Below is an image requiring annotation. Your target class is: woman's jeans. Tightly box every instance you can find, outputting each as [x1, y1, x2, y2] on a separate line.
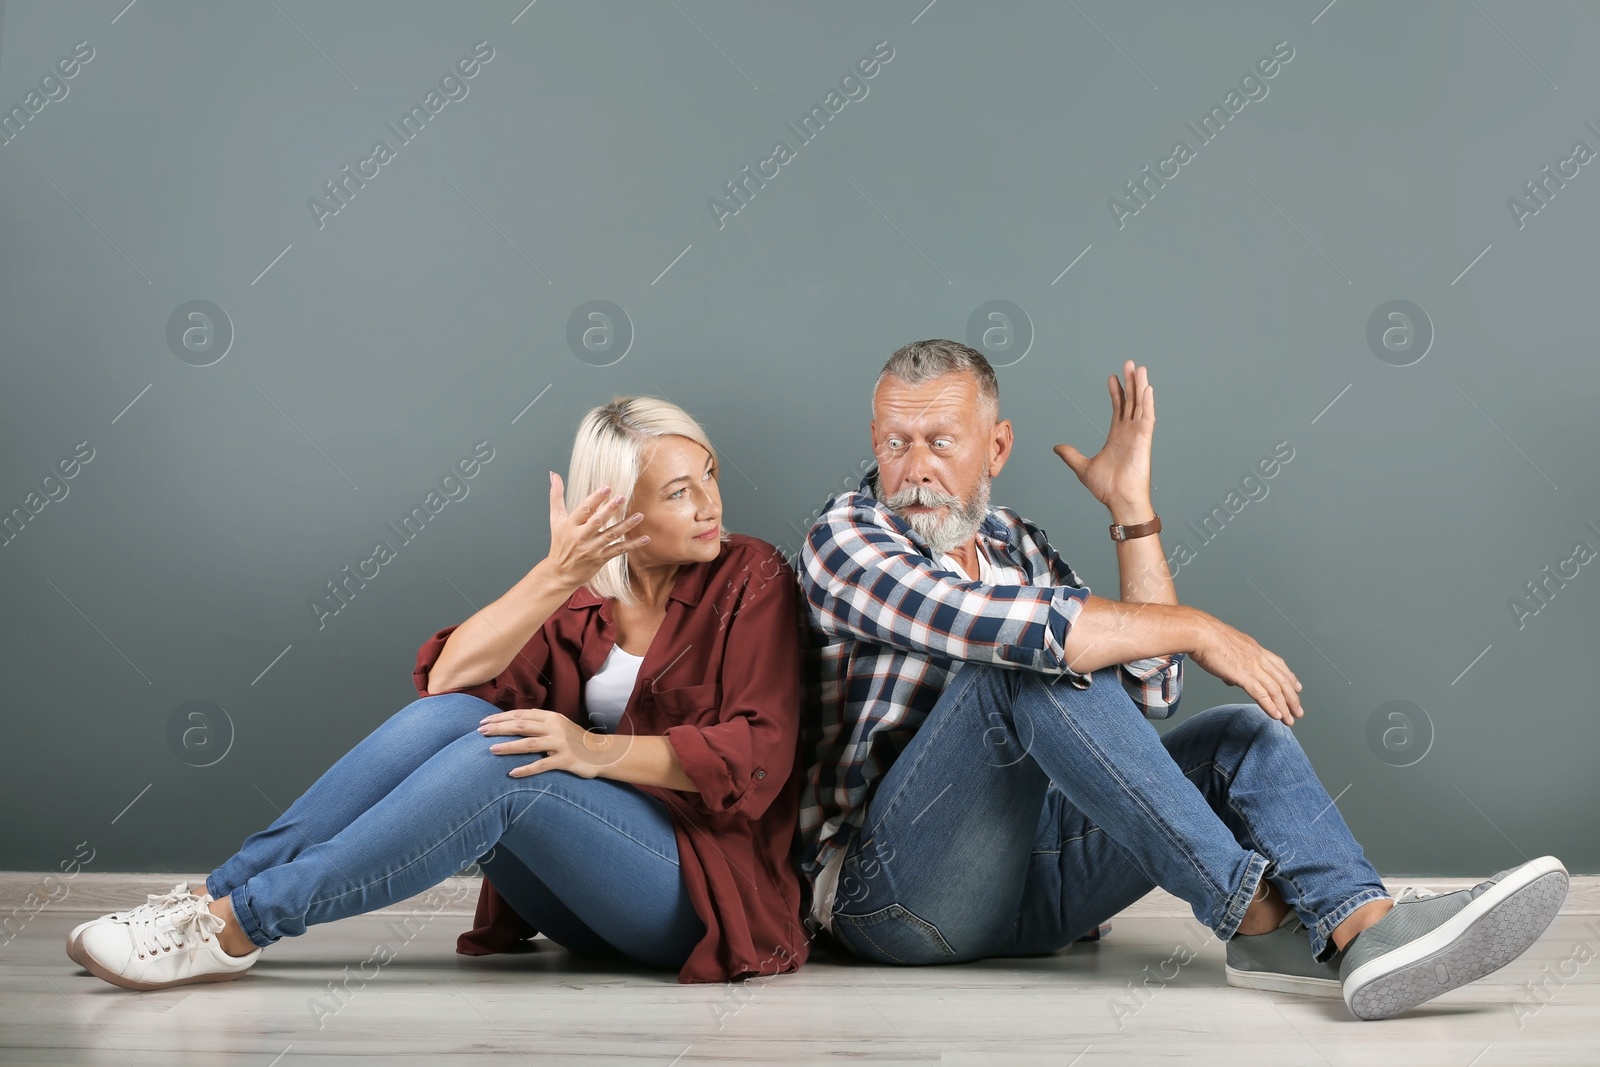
[205, 694, 706, 967]
[827, 662, 1390, 966]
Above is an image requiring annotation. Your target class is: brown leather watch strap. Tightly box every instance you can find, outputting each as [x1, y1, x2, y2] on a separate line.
[1109, 514, 1162, 542]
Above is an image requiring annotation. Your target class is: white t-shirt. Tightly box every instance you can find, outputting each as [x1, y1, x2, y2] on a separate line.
[809, 541, 1001, 932]
[584, 643, 645, 732]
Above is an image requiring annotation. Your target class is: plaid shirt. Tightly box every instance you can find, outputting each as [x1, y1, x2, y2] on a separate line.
[795, 465, 1185, 895]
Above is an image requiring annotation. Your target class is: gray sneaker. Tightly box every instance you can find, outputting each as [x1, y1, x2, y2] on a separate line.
[1339, 855, 1568, 1021]
[1225, 910, 1343, 997]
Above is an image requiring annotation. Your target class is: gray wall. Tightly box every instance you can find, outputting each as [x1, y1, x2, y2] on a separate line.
[1, 0, 1594, 878]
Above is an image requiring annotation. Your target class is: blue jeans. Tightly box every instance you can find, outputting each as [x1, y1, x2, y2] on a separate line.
[205, 693, 706, 967]
[827, 662, 1389, 965]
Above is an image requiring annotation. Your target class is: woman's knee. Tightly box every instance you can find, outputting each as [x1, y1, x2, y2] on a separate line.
[387, 692, 499, 744]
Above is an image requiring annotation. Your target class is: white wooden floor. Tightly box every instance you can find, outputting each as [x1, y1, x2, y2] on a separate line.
[2, 874, 1596, 1066]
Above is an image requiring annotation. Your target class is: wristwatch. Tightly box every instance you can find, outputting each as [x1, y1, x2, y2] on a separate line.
[1109, 514, 1162, 542]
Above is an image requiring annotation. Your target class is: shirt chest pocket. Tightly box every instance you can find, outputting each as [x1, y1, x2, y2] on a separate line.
[644, 681, 722, 721]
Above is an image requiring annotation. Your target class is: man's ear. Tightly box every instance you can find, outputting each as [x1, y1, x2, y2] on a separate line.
[988, 418, 1014, 477]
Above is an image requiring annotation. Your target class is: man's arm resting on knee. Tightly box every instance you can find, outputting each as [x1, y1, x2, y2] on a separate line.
[1065, 593, 1308, 722]
[1060, 595, 1210, 675]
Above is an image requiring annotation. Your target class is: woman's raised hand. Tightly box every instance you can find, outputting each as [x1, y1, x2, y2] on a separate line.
[543, 471, 649, 588]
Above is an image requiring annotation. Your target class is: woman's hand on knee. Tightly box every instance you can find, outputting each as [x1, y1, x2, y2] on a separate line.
[478, 708, 619, 778]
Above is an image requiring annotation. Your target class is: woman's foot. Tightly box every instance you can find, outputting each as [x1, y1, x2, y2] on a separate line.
[67, 881, 199, 967]
[206, 893, 260, 958]
[77, 891, 261, 991]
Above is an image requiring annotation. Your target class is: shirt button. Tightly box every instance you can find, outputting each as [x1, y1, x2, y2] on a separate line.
[754, 769, 766, 780]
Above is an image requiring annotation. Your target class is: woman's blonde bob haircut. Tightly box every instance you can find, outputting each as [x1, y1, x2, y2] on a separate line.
[565, 395, 730, 605]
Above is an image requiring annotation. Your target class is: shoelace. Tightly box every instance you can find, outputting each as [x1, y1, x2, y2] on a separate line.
[107, 881, 197, 925]
[128, 895, 226, 961]
[1394, 885, 1439, 905]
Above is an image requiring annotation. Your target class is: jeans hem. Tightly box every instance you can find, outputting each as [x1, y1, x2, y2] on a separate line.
[1215, 851, 1270, 941]
[1311, 886, 1391, 962]
[229, 886, 275, 949]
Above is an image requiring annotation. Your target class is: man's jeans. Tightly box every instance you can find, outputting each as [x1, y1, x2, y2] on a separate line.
[205, 693, 705, 967]
[828, 662, 1389, 965]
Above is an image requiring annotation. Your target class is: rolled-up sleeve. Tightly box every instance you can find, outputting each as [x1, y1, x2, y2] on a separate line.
[801, 505, 1091, 677]
[1030, 517, 1184, 721]
[665, 548, 802, 820]
[413, 623, 547, 713]
[1120, 653, 1185, 719]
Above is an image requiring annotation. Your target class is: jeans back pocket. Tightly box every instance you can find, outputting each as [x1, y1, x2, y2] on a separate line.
[830, 902, 955, 965]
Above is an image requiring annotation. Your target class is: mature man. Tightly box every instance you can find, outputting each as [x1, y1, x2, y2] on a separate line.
[795, 339, 1567, 1020]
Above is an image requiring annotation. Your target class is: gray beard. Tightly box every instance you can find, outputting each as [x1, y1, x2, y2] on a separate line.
[876, 471, 991, 558]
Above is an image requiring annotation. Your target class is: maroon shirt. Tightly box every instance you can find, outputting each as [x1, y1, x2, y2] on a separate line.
[411, 533, 808, 984]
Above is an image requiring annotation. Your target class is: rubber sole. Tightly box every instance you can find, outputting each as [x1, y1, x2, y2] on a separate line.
[1343, 858, 1569, 1021]
[78, 936, 258, 991]
[66, 889, 213, 969]
[1225, 964, 1343, 998]
[66, 928, 88, 968]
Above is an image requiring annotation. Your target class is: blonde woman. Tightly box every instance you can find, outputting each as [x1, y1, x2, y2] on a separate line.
[71, 396, 808, 988]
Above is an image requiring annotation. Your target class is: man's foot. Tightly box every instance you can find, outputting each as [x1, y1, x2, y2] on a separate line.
[1339, 855, 1568, 1021]
[66, 881, 200, 968]
[1226, 910, 1343, 998]
[78, 891, 261, 991]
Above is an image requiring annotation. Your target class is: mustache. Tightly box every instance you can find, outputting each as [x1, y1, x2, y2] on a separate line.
[884, 484, 963, 509]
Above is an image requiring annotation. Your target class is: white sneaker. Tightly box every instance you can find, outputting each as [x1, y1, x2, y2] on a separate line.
[66, 881, 206, 968]
[78, 891, 261, 991]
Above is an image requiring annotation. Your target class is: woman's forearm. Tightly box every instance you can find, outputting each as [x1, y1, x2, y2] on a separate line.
[427, 559, 578, 694]
[595, 734, 697, 792]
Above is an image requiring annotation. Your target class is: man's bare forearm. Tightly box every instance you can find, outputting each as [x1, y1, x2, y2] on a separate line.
[1108, 497, 1177, 607]
[426, 559, 576, 694]
[1061, 595, 1211, 675]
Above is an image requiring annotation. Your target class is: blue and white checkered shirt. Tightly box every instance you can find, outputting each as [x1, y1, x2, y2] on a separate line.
[796, 465, 1185, 910]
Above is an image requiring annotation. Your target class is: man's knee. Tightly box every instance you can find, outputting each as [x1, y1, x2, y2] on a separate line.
[1202, 703, 1300, 748]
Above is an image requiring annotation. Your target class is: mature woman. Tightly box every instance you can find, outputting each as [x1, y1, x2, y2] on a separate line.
[69, 396, 808, 988]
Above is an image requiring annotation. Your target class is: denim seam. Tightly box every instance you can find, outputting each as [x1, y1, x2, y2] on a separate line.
[1034, 676, 1234, 910]
[1031, 825, 1101, 856]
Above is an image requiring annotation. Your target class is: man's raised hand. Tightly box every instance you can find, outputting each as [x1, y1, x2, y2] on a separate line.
[1052, 359, 1157, 509]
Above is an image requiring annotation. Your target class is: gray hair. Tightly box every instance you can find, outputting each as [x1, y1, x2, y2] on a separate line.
[874, 339, 999, 422]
